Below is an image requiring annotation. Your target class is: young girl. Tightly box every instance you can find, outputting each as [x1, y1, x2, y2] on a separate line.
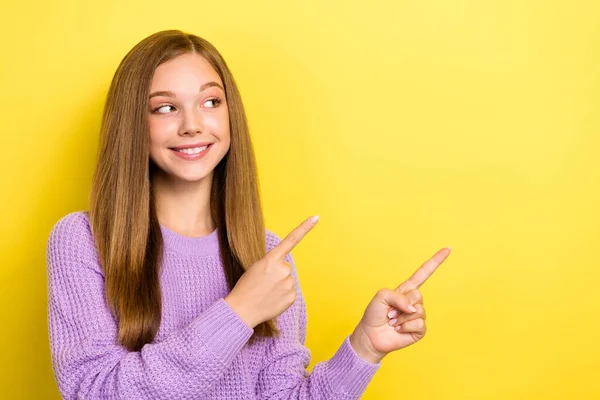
[46, 29, 451, 399]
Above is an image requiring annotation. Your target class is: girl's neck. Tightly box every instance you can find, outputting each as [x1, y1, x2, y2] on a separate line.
[152, 170, 215, 237]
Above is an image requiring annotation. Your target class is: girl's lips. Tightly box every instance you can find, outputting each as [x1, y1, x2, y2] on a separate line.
[170, 142, 213, 150]
[170, 144, 212, 160]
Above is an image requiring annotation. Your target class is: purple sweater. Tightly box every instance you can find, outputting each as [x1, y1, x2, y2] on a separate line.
[46, 211, 381, 399]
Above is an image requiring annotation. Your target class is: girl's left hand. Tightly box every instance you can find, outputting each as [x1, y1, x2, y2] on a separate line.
[349, 247, 451, 363]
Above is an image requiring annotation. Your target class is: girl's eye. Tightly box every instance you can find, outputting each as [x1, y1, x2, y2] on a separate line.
[154, 104, 175, 114]
[205, 97, 222, 108]
[152, 98, 222, 114]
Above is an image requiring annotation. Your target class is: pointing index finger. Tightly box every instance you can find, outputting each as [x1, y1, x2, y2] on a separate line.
[400, 247, 451, 292]
[266, 215, 319, 261]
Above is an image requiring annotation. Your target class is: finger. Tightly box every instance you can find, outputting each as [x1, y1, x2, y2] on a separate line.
[398, 247, 451, 292]
[387, 289, 423, 319]
[266, 215, 319, 261]
[395, 318, 426, 334]
[381, 288, 417, 315]
[390, 303, 426, 327]
[405, 288, 423, 306]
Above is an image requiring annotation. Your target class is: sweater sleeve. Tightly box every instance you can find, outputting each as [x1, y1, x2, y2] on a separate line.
[46, 212, 254, 400]
[256, 232, 381, 399]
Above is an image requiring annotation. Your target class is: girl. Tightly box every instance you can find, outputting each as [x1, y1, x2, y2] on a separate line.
[46, 29, 451, 399]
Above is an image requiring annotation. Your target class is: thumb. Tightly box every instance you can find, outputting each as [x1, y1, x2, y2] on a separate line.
[381, 289, 417, 314]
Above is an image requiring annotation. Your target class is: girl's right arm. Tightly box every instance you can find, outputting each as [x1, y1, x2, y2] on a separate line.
[46, 212, 254, 399]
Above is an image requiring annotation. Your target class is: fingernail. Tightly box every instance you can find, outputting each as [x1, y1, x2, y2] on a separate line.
[310, 215, 319, 224]
[388, 318, 397, 325]
[395, 325, 402, 331]
[387, 309, 398, 319]
[409, 305, 417, 313]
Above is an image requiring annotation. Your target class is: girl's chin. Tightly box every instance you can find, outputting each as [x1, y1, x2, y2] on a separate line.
[149, 157, 218, 182]
[171, 169, 214, 182]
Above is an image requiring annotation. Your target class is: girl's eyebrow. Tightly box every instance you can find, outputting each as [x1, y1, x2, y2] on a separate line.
[149, 81, 224, 99]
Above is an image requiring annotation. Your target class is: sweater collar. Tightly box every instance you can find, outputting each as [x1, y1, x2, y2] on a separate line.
[159, 224, 220, 256]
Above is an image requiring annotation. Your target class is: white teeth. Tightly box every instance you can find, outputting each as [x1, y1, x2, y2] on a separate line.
[175, 145, 208, 154]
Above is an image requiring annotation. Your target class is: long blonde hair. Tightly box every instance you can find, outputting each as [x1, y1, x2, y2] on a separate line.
[89, 30, 279, 351]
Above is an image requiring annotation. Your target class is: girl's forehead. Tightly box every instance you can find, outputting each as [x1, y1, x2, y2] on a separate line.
[150, 54, 222, 93]
[154, 53, 218, 78]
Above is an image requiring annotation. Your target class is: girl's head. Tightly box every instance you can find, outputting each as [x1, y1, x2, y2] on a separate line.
[89, 30, 279, 351]
[148, 51, 230, 184]
[101, 30, 248, 184]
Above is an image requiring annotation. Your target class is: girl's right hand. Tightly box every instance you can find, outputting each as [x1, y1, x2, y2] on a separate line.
[224, 215, 319, 328]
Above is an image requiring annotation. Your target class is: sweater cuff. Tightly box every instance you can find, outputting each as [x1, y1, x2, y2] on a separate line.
[326, 335, 381, 396]
[188, 298, 254, 366]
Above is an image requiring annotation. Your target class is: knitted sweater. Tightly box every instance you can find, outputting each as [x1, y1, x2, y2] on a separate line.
[46, 211, 381, 399]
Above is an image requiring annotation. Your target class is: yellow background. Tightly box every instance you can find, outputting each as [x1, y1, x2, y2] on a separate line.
[1, 0, 599, 398]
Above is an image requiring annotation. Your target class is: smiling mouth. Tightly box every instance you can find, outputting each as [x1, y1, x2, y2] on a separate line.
[168, 143, 213, 160]
[169, 144, 212, 154]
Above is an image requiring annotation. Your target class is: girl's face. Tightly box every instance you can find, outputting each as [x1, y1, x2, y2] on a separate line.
[147, 52, 230, 183]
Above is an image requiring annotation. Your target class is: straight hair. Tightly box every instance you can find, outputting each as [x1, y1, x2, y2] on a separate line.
[88, 30, 279, 351]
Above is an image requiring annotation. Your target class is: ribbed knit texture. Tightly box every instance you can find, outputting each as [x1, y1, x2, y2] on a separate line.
[46, 211, 381, 399]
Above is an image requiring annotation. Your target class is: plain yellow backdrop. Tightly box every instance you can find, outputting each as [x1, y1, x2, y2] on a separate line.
[1, 0, 599, 398]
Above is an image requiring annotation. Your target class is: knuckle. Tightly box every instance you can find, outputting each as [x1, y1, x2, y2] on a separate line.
[286, 275, 295, 289]
[263, 258, 276, 270]
[412, 289, 423, 303]
[287, 290, 297, 305]
[269, 261, 290, 276]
